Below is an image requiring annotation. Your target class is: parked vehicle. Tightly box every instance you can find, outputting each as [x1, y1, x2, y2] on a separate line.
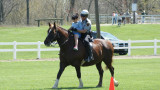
[91, 31, 128, 55]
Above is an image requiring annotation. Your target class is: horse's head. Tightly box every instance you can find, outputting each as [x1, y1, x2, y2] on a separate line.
[44, 22, 59, 46]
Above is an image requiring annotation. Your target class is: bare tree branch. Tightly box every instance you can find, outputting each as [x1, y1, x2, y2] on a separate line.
[4, 3, 18, 21]
[88, 0, 93, 12]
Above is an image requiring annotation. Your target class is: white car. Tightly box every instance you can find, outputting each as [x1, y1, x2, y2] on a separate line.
[91, 31, 128, 55]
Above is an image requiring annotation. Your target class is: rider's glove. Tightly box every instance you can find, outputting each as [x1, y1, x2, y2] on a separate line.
[71, 27, 77, 31]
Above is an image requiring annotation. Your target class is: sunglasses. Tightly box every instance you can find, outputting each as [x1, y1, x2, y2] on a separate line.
[81, 14, 87, 17]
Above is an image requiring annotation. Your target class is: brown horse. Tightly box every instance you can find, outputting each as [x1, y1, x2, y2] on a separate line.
[44, 23, 118, 88]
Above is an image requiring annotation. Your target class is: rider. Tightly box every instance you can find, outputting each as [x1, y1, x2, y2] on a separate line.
[72, 10, 94, 62]
[70, 13, 82, 51]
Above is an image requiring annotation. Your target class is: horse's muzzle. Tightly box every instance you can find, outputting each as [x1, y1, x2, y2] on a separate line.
[44, 40, 51, 47]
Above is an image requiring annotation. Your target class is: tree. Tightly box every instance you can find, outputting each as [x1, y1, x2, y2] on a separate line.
[54, 0, 58, 18]
[0, 0, 160, 25]
[88, 0, 93, 12]
[67, 0, 75, 21]
[26, 0, 29, 25]
[0, 0, 18, 24]
[0, 0, 3, 23]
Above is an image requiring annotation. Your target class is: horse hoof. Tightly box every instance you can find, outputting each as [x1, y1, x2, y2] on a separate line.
[52, 87, 57, 89]
[96, 84, 102, 87]
[78, 84, 83, 88]
[78, 86, 83, 88]
[52, 86, 58, 89]
[114, 80, 119, 87]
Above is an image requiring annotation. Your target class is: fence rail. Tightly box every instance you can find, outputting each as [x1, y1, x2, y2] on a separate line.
[0, 40, 160, 60]
[89, 14, 160, 24]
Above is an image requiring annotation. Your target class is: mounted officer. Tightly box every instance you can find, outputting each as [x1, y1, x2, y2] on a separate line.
[71, 10, 94, 62]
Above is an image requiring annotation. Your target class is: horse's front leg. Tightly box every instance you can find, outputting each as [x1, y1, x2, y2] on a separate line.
[75, 66, 83, 88]
[52, 62, 67, 88]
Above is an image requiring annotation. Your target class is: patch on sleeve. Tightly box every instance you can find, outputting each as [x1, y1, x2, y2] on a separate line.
[87, 22, 90, 26]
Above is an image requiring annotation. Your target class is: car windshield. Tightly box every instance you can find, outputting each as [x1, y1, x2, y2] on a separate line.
[101, 33, 119, 40]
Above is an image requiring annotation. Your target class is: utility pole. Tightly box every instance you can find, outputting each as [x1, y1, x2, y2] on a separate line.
[132, 0, 137, 24]
[26, 0, 29, 25]
[94, 0, 100, 38]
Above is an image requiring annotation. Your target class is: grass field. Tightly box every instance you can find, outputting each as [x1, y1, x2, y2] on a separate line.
[0, 24, 160, 89]
[0, 24, 160, 60]
[0, 58, 160, 90]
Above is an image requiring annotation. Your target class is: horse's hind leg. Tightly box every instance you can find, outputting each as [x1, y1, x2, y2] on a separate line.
[96, 61, 104, 87]
[103, 58, 119, 87]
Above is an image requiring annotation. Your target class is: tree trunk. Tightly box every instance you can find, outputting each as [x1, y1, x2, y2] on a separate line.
[54, 0, 58, 18]
[88, 0, 93, 12]
[67, 0, 75, 22]
[26, 0, 29, 25]
[0, 0, 4, 24]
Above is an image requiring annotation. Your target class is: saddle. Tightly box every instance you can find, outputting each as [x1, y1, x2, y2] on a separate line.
[69, 31, 94, 63]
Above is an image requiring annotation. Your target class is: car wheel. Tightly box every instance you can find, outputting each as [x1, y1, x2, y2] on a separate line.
[119, 52, 127, 55]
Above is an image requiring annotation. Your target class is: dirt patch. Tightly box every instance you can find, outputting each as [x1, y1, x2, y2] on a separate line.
[113, 55, 160, 59]
[0, 58, 59, 62]
[0, 55, 160, 62]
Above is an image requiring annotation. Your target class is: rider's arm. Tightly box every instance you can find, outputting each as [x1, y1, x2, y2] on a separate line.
[77, 24, 91, 33]
[77, 20, 91, 33]
[77, 29, 87, 33]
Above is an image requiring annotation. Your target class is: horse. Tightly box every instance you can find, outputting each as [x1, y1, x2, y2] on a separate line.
[44, 22, 119, 88]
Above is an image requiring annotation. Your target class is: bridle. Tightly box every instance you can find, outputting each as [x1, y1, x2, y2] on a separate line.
[48, 27, 69, 47]
[47, 28, 60, 46]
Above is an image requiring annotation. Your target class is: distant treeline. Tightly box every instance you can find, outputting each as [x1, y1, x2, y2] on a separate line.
[0, 0, 160, 25]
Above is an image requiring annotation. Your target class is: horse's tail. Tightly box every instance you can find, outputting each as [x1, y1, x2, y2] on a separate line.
[101, 40, 115, 77]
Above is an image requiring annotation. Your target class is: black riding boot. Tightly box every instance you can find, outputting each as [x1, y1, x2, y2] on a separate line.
[84, 41, 94, 62]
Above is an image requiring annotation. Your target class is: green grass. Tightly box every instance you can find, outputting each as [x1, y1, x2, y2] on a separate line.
[0, 24, 160, 60]
[97, 24, 160, 40]
[0, 58, 160, 90]
[1, 24, 160, 41]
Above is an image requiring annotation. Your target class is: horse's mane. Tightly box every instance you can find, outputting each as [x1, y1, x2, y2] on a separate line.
[57, 25, 74, 39]
[57, 25, 76, 42]
[57, 26, 68, 32]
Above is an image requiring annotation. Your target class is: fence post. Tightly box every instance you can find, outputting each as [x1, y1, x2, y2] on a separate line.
[128, 40, 131, 56]
[154, 39, 157, 56]
[13, 41, 17, 60]
[37, 41, 41, 59]
[151, 16, 152, 24]
[141, 16, 142, 24]
[112, 16, 113, 24]
[154, 17, 156, 24]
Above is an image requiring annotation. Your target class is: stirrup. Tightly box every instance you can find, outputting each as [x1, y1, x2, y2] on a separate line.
[84, 56, 94, 62]
[84, 58, 90, 62]
[81, 60, 85, 66]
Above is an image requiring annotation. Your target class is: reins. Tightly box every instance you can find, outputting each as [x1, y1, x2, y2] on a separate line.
[56, 26, 70, 47]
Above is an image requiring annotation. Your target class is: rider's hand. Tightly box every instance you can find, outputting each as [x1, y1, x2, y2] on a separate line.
[71, 28, 77, 31]
[68, 27, 74, 31]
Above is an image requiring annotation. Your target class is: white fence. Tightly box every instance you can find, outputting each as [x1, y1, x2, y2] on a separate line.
[0, 41, 59, 60]
[89, 14, 160, 24]
[111, 39, 160, 56]
[0, 40, 160, 60]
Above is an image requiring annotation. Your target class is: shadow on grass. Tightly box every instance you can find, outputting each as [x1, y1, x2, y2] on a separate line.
[44, 86, 102, 90]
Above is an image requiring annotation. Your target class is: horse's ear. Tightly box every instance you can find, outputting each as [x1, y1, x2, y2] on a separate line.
[54, 22, 56, 29]
[48, 22, 51, 27]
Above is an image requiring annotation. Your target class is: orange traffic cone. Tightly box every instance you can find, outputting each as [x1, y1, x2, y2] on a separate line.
[109, 77, 115, 90]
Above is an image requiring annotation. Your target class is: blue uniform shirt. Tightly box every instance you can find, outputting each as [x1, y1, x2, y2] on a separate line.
[81, 18, 91, 33]
[71, 21, 82, 38]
